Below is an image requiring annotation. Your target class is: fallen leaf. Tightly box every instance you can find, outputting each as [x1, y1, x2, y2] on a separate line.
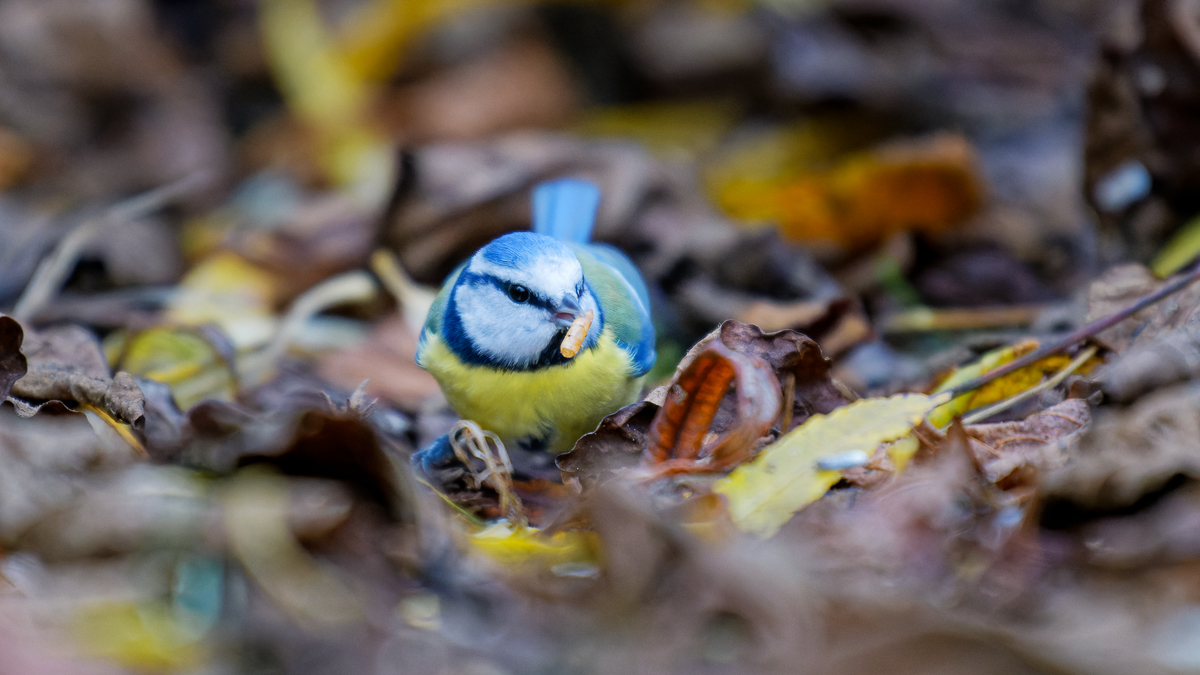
[927, 340, 1038, 428]
[1040, 381, 1200, 517]
[559, 320, 850, 486]
[465, 520, 600, 576]
[711, 133, 984, 254]
[0, 315, 27, 400]
[967, 398, 1091, 484]
[644, 340, 781, 473]
[166, 251, 278, 350]
[110, 325, 238, 411]
[714, 392, 947, 538]
[1085, 263, 1200, 352]
[8, 324, 145, 427]
[1094, 321, 1200, 402]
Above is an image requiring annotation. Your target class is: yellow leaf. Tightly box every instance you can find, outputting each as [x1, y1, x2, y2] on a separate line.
[466, 521, 600, 574]
[1152, 213, 1200, 278]
[927, 340, 1099, 428]
[713, 393, 947, 538]
[709, 132, 983, 252]
[167, 251, 278, 350]
[885, 434, 921, 472]
[73, 602, 204, 672]
[110, 327, 238, 410]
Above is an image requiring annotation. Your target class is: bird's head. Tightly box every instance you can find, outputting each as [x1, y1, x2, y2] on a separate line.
[447, 232, 601, 369]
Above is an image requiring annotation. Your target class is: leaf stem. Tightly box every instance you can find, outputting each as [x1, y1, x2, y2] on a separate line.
[961, 345, 1098, 425]
[946, 260, 1200, 400]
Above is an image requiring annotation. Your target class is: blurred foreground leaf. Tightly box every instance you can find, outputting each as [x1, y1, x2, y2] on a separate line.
[73, 602, 204, 673]
[467, 521, 600, 575]
[714, 393, 946, 538]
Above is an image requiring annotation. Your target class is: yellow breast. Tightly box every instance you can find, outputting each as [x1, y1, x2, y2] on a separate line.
[420, 331, 643, 453]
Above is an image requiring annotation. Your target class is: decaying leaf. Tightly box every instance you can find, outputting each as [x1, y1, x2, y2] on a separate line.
[1094, 321, 1200, 402]
[1085, 263, 1200, 352]
[916, 398, 1092, 488]
[8, 323, 145, 427]
[644, 341, 781, 474]
[1041, 381, 1200, 515]
[559, 320, 849, 486]
[0, 315, 28, 400]
[714, 393, 948, 538]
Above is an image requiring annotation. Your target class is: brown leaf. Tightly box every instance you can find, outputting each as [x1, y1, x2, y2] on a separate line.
[0, 315, 28, 401]
[1040, 381, 1200, 516]
[1094, 321, 1200, 402]
[557, 400, 658, 489]
[702, 320, 851, 433]
[1085, 263, 1200, 352]
[644, 340, 781, 472]
[7, 324, 144, 427]
[964, 398, 1091, 487]
[561, 320, 848, 486]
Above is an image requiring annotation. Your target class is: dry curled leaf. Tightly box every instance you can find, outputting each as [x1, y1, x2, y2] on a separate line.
[644, 340, 781, 475]
[8, 323, 144, 427]
[916, 398, 1092, 490]
[1041, 381, 1200, 516]
[0, 315, 28, 400]
[559, 320, 848, 486]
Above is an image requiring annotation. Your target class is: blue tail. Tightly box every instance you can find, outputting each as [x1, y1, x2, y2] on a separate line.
[533, 178, 601, 244]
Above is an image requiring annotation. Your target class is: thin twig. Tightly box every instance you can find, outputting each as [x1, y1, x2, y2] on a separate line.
[883, 304, 1048, 333]
[12, 172, 212, 322]
[961, 345, 1098, 425]
[240, 270, 377, 386]
[947, 260, 1200, 400]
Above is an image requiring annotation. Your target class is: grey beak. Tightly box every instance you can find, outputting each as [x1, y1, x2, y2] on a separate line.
[553, 295, 582, 328]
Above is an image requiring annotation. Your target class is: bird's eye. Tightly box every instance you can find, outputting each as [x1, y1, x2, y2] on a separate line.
[508, 284, 530, 303]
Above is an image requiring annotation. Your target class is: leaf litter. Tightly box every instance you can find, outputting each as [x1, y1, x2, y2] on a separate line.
[5, 1, 1200, 674]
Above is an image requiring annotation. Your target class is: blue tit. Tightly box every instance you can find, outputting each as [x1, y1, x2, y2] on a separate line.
[414, 178, 656, 463]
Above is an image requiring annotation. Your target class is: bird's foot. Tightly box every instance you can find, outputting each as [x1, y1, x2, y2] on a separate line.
[411, 434, 465, 486]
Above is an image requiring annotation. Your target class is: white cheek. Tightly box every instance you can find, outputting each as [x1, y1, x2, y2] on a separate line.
[457, 285, 558, 367]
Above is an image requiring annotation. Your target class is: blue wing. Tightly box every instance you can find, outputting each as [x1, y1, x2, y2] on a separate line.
[533, 179, 601, 244]
[574, 245, 657, 378]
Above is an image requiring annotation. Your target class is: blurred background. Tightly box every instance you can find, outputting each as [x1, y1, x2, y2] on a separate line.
[2, 0, 1200, 673]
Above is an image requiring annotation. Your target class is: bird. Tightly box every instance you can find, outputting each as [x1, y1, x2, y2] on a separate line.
[413, 178, 655, 472]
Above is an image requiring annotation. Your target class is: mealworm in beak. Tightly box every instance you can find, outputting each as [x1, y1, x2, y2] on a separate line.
[560, 310, 594, 358]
